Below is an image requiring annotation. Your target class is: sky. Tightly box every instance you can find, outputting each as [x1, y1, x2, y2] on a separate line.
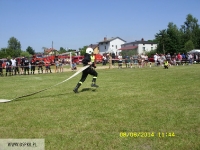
[0, 0, 200, 52]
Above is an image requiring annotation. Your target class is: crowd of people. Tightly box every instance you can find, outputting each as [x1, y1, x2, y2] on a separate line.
[0, 52, 199, 77]
[101, 52, 199, 69]
[0, 56, 53, 76]
[0, 56, 80, 77]
[153, 52, 198, 66]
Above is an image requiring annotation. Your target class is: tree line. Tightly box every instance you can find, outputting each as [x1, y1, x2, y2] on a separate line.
[155, 14, 200, 55]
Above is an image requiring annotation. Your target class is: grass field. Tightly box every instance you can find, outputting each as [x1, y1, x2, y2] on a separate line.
[0, 64, 200, 150]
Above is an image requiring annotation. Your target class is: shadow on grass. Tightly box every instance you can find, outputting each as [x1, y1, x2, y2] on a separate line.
[8, 87, 97, 103]
[80, 88, 97, 92]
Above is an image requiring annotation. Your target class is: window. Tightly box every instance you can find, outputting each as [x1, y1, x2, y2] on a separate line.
[151, 44, 153, 46]
[116, 45, 117, 49]
[143, 44, 145, 45]
[143, 47, 145, 51]
[112, 45, 114, 47]
[151, 47, 153, 50]
[105, 46, 106, 49]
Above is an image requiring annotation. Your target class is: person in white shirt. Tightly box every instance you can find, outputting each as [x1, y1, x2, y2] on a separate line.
[154, 53, 158, 66]
[11, 57, 16, 75]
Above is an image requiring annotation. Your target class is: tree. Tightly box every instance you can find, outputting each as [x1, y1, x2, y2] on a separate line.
[20, 51, 31, 58]
[166, 22, 182, 53]
[121, 49, 137, 57]
[7, 37, 21, 50]
[181, 14, 200, 49]
[59, 47, 67, 54]
[0, 48, 8, 58]
[184, 40, 194, 52]
[155, 29, 168, 54]
[79, 46, 87, 55]
[26, 46, 35, 55]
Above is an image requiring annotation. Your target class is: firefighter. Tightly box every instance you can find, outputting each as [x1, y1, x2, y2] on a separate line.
[14, 58, 20, 75]
[0, 59, 3, 76]
[6, 57, 12, 76]
[45, 62, 52, 73]
[164, 60, 169, 69]
[20, 57, 25, 75]
[30, 58, 36, 74]
[73, 48, 99, 93]
[38, 60, 44, 74]
[24, 57, 30, 75]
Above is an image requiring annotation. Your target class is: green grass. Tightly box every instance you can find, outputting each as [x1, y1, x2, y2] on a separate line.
[0, 65, 200, 150]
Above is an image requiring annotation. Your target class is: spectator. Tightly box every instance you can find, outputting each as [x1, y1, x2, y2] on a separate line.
[0, 59, 3, 76]
[160, 54, 166, 66]
[144, 54, 148, 67]
[45, 62, 52, 73]
[166, 53, 171, 64]
[138, 55, 142, 68]
[154, 53, 158, 66]
[38, 60, 43, 74]
[133, 54, 138, 68]
[11, 57, 16, 75]
[59, 59, 64, 72]
[24, 57, 30, 75]
[177, 53, 182, 65]
[14, 58, 20, 75]
[141, 53, 145, 67]
[157, 54, 161, 66]
[6, 57, 12, 76]
[112, 53, 115, 66]
[182, 53, 186, 59]
[71, 62, 77, 71]
[130, 56, 134, 68]
[164, 60, 169, 69]
[118, 53, 123, 69]
[20, 57, 25, 75]
[125, 56, 130, 68]
[55, 58, 59, 73]
[109, 53, 112, 69]
[30, 58, 36, 74]
[102, 55, 107, 65]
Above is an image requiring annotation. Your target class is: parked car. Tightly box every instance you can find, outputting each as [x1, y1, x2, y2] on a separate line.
[148, 55, 154, 62]
[72, 56, 84, 65]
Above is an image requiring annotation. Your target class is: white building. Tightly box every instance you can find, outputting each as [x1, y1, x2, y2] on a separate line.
[119, 38, 157, 54]
[98, 37, 126, 55]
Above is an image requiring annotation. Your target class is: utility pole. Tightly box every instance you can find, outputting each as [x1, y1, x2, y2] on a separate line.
[52, 41, 53, 50]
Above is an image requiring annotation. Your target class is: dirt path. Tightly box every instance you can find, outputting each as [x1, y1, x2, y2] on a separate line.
[50, 65, 116, 73]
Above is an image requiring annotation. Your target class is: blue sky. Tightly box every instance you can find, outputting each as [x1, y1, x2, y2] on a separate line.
[0, 0, 199, 52]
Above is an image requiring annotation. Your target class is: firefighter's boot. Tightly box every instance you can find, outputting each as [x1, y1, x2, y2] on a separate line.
[73, 82, 82, 93]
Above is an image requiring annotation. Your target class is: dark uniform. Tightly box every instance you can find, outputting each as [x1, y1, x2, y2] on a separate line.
[24, 57, 30, 75]
[0, 60, 3, 76]
[45, 62, 52, 73]
[30, 59, 36, 74]
[14, 59, 20, 75]
[20, 57, 25, 75]
[6, 58, 12, 76]
[38, 60, 43, 74]
[73, 53, 98, 93]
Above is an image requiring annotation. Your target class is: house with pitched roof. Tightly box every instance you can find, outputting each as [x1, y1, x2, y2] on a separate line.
[98, 37, 126, 55]
[88, 44, 99, 54]
[119, 38, 157, 54]
[44, 48, 59, 55]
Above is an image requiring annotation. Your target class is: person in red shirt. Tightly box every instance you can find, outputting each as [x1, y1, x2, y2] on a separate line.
[177, 53, 182, 65]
